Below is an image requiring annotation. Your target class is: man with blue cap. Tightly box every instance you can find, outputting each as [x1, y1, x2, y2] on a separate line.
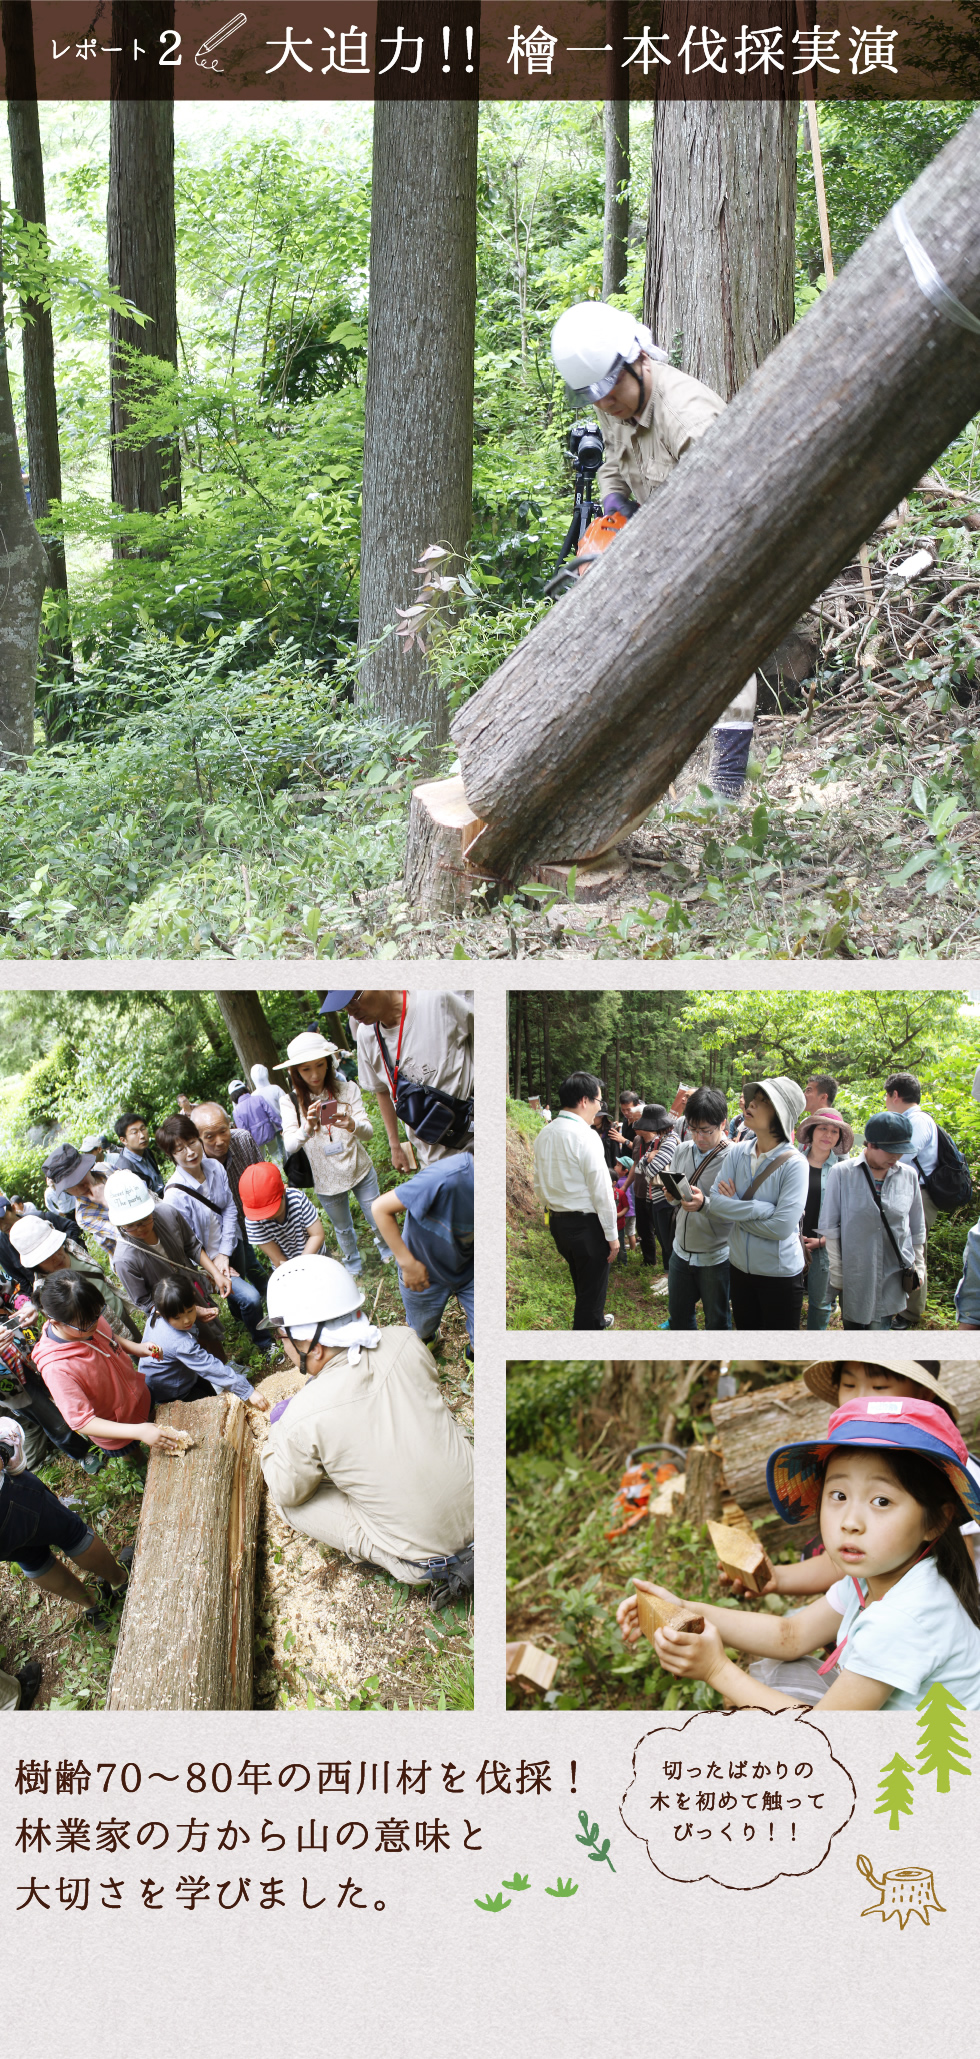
[819, 1112, 926, 1330]
[319, 990, 473, 1171]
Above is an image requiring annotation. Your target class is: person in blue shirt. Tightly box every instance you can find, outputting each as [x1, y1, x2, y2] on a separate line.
[143, 1278, 269, 1409]
[372, 1154, 473, 1356]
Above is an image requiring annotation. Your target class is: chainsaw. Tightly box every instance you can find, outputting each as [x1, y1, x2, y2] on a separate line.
[605, 1442, 688, 1541]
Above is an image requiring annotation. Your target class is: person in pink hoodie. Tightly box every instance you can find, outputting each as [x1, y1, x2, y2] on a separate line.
[33, 1273, 185, 1457]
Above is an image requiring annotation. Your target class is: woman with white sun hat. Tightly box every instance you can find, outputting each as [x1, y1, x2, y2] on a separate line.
[273, 1031, 390, 1278]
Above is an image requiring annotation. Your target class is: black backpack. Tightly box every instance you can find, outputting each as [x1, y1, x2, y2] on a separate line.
[916, 1127, 973, 1213]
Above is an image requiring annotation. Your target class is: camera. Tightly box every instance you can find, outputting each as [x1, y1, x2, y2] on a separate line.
[0, 1439, 16, 1468]
[566, 420, 604, 474]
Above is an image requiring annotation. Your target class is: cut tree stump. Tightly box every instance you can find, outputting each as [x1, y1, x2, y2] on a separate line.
[682, 1444, 724, 1529]
[857, 1855, 946, 1929]
[420, 113, 980, 891]
[706, 1519, 773, 1595]
[635, 1591, 705, 1643]
[526, 849, 631, 902]
[402, 775, 486, 916]
[106, 1395, 263, 1711]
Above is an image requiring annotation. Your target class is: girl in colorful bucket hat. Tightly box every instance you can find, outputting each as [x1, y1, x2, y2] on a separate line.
[618, 1394, 980, 1709]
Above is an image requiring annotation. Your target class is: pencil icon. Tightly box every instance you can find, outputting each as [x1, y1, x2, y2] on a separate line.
[195, 12, 247, 68]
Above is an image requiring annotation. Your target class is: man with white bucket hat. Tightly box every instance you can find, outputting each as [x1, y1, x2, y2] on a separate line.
[259, 1255, 473, 1598]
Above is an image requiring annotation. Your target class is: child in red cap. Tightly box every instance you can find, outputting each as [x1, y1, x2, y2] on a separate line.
[239, 1163, 325, 1270]
[618, 1395, 980, 1710]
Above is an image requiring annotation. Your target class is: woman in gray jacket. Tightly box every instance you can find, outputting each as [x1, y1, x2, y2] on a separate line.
[681, 1077, 809, 1331]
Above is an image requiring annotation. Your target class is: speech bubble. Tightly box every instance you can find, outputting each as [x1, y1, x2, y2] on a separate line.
[620, 1709, 855, 1889]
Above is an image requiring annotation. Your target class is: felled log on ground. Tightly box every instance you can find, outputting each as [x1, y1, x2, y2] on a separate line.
[106, 1395, 263, 1711]
[401, 113, 980, 901]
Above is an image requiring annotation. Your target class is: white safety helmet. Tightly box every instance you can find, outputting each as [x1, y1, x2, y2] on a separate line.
[104, 1171, 155, 1227]
[262, 1254, 379, 1370]
[550, 301, 665, 403]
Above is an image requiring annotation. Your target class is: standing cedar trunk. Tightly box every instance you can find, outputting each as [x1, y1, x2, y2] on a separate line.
[0, 198, 47, 762]
[107, 3, 180, 521]
[2, 0, 74, 698]
[646, 97, 798, 399]
[443, 112, 980, 882]
[542, 995, 552, 1108]
[602, 3, 630, 300]
[106, 1395, 262, 1710]
[357, 11, 478, 743]
[214, 991, 281, 1080]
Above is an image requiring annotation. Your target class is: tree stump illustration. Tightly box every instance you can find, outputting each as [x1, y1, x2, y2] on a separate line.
[857, 1854, 945, 1928]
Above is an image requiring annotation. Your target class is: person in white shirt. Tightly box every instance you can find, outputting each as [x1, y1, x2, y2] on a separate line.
[884, 1071, 939, 1323]
[533, 1071, 619, 1331]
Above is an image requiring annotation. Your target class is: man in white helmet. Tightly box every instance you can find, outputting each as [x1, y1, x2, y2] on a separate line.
[259, 1255, 473, 1596]
[551, 301, 757, 798]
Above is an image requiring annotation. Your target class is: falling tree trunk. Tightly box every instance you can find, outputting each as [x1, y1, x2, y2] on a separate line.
[357, 9, 479, 744]
[214, 991, 281, 1081]
[601, 3, 630, 300]
[645, 91, 797, 398]
[419, 112, 980, 889]
[106, 1395, 262, 1710]
[2, 0, 74, 709]
[0, 195, 48, 763]
[107, 3, 180, 524]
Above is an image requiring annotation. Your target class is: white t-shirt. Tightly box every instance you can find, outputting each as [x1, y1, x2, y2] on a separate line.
[827, 1556, 980, 1710]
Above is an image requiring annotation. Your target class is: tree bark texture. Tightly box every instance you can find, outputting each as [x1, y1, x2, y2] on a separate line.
[214, 991, 281, 1081]
[0, 203, 47, 762]
[357, 76, 478, 743]
[2, 1, 73, 698]
[106, 1395, 262, 1710]
[447, 112, 980, 882]
[602, 5, 631, 301]
[107, 4, 180, 517]
[645, 97, 797, 399]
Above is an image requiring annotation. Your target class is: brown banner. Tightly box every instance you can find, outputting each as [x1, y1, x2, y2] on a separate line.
[1, 1, 977, 99]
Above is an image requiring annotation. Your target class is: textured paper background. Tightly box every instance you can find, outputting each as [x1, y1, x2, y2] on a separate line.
[1, 954, 978, 2049]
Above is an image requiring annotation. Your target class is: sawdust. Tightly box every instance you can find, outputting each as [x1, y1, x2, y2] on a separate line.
[251, 1307, 474, 1709]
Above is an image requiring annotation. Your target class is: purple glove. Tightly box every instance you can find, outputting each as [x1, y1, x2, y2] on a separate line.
[602, 493, 639, 519]
[269, 1398, 292, 1424]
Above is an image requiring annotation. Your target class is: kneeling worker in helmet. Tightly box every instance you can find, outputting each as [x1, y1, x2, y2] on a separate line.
[551, 300, 757, 799]
[259, 1255, 474, 1600]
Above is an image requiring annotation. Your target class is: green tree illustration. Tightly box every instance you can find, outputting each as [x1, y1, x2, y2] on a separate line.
[874, 1753, 915, 1830]
[916, 1683, 972, 1793]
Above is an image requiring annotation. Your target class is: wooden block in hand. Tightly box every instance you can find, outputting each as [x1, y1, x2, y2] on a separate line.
[634, 1590, 705, 1644]
[707, 1519, 773, 1594]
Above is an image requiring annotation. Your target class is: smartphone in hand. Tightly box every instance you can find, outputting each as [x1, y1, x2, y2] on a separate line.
[320, 1095, 339, 1125]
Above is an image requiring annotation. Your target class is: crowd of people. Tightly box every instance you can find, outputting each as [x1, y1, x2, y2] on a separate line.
[1, 989, 475, 1711]
[531, 1064, 979, 1333]
[618, 1355, 980, 1711]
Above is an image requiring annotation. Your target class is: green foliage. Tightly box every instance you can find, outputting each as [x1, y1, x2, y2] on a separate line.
[0, 637, 436, 957]
[544, 1877, 578, 1898]
[796, 104, 975, 283]
[507, 1359, 604, 1454]
[475, 1890, 511, 1912]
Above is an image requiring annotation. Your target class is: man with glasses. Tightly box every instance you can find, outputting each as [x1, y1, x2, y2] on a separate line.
[664, 1086, 732, 1331]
